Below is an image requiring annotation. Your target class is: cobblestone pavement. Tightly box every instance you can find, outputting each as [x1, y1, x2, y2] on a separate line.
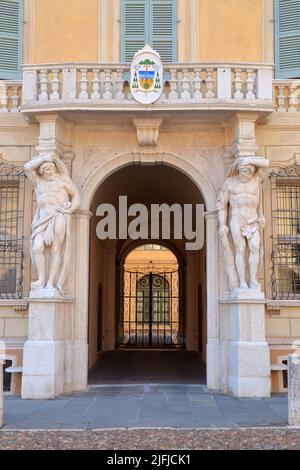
[0, 428, 300, 450]
[3, 384, 288, 430]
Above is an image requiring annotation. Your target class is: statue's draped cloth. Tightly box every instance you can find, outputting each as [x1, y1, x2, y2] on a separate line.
[30, 209, 71, 288]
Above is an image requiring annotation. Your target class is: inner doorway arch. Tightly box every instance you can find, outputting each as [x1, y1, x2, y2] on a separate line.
[118, 244, 184, 349]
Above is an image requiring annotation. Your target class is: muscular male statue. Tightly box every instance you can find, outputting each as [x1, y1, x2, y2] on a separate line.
[217, 157, 269, 290]
[24, 154, 80, 293]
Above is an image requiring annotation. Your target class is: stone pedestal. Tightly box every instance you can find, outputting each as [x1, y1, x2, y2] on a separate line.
[0, 359, 3, 427]
[288, 353, 300, 427]
[220, 293, 271, 397]
[21, 298, 74, 399]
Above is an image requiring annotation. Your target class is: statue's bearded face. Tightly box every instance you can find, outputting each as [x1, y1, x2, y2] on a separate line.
[39, 161, 56, 177]
[238, 164, 255, 177]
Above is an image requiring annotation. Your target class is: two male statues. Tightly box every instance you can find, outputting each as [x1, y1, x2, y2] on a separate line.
[217, 156, 269, 293]
[24, 151, 268, 297]
[24, 154, 80, 296]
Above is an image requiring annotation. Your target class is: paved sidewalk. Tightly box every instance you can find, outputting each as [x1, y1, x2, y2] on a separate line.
[3, 384, 287, 430]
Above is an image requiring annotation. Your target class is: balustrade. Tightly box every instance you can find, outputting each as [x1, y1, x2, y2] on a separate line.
[20, 63, 273, 111]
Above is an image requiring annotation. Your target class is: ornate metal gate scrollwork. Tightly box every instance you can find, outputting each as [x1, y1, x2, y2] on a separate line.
[0, 156, 25, 299]
[269, 165, 300, 299]
[118, 266, 184, 349]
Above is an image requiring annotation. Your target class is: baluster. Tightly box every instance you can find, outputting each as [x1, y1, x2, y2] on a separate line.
[38, 70, 48, 101]
[0, 83, 8, 112]
[277, 85, 285, 112]
[168, 68, 178, 101]
[234, 68, 243, 100]
[193, 68, 202, 101]
[91, 69, 100, 99]
[11, 85, 19, 112]
[103, 69, 112, 99]
[79, 68, 88, 99]
[181, 69, 191, 100]
[115, 69, 125, 99]
[288, 84, 298, 112]
[246, 69, 255, 100]
[50, 68, 60, 100]
[205, 68, 214, 98]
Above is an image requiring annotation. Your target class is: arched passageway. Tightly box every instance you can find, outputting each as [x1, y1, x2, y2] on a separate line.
[87, 163, 207, 383]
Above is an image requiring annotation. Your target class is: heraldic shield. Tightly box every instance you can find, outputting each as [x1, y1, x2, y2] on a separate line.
[130, 45, 163, 105]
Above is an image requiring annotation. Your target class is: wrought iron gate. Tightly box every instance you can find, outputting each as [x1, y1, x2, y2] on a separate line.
[118, 267, 184, 348]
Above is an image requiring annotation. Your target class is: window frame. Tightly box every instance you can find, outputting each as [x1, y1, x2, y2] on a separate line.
[269, 165, 300, 299]
[274, 0, 300, 79]
[121, 0, 177, 63]
[0, 0, 23, 80]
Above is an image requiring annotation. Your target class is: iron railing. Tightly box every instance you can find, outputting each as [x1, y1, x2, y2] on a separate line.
[270, 165, 300, 299]
[0, 157, 25, 299]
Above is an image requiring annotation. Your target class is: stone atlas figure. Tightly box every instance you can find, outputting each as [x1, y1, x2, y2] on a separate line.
[24, 154, 80, 295]
[217, 156, 269, 292]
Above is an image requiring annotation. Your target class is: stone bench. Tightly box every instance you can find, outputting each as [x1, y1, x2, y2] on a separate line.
[271, 363, 287, 371]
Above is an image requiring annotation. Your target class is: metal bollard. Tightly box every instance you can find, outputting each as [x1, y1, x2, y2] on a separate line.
[288, 352, 300, 427]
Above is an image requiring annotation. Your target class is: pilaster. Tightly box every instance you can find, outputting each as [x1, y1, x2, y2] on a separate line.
[205, 211, 221, 390]
[220, 296, 271, 397]
[21, 298, 74, 399]
[230, 112, 259, 158]
[35, 115, 75, 173]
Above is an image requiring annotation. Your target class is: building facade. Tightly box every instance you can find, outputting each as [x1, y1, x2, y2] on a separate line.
[0, 0, 300, 399]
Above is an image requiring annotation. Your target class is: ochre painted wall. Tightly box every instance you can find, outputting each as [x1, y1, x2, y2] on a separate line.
[32, 0, 263, 64]
[33, 0, 99, 63]
[198, 0, 262, 62]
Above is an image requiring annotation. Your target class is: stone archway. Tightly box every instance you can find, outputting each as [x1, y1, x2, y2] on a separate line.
[72, 152, 221, 392]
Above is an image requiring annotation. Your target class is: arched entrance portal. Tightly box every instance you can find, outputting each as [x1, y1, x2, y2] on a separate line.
[119, 244, 184, 349]
[87, 163, 209, 383]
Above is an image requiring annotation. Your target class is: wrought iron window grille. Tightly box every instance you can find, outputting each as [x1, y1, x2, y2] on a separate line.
[269, 165, 300, 300]
[0, 156, 25, 299]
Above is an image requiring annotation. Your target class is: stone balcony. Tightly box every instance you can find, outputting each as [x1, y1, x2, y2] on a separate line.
[3, 62, 296, 115]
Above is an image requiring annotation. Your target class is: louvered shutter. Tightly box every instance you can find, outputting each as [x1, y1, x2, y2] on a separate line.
[150, 0, 176, 63]
[122, 0, 148, 63]
[275, 0, 300, 79]
[0, 0, 22, 79]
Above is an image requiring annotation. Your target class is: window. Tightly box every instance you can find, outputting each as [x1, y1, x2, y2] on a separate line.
[274, 0, 300, 79]
[0, 0, 23, 79]
[122, 0, 176, 63]
[270, 165, 300, 299]
[0, 158, 25, 298]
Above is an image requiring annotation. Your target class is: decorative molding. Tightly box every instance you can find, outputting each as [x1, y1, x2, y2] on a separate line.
[23, 0, 35, 64]
[13, 302, 29, 316]
[266, 303, 280, 316]
[294, 153, 300, 166]
[132, 118, 163, 147]
[230, 113, 259, 158]
[262, 0, 274, 63]
[132, 150, 163, 165]
[0, 155, 25, 176]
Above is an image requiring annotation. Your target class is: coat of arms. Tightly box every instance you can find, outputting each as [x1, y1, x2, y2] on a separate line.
[130, 45, 163, 105]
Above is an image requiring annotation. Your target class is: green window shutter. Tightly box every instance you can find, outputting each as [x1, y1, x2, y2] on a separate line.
[122, 0, 148, 63]
[275, 0, 300, 79]
[150, 0, 176, 63]
[0, 0, 22, 79]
